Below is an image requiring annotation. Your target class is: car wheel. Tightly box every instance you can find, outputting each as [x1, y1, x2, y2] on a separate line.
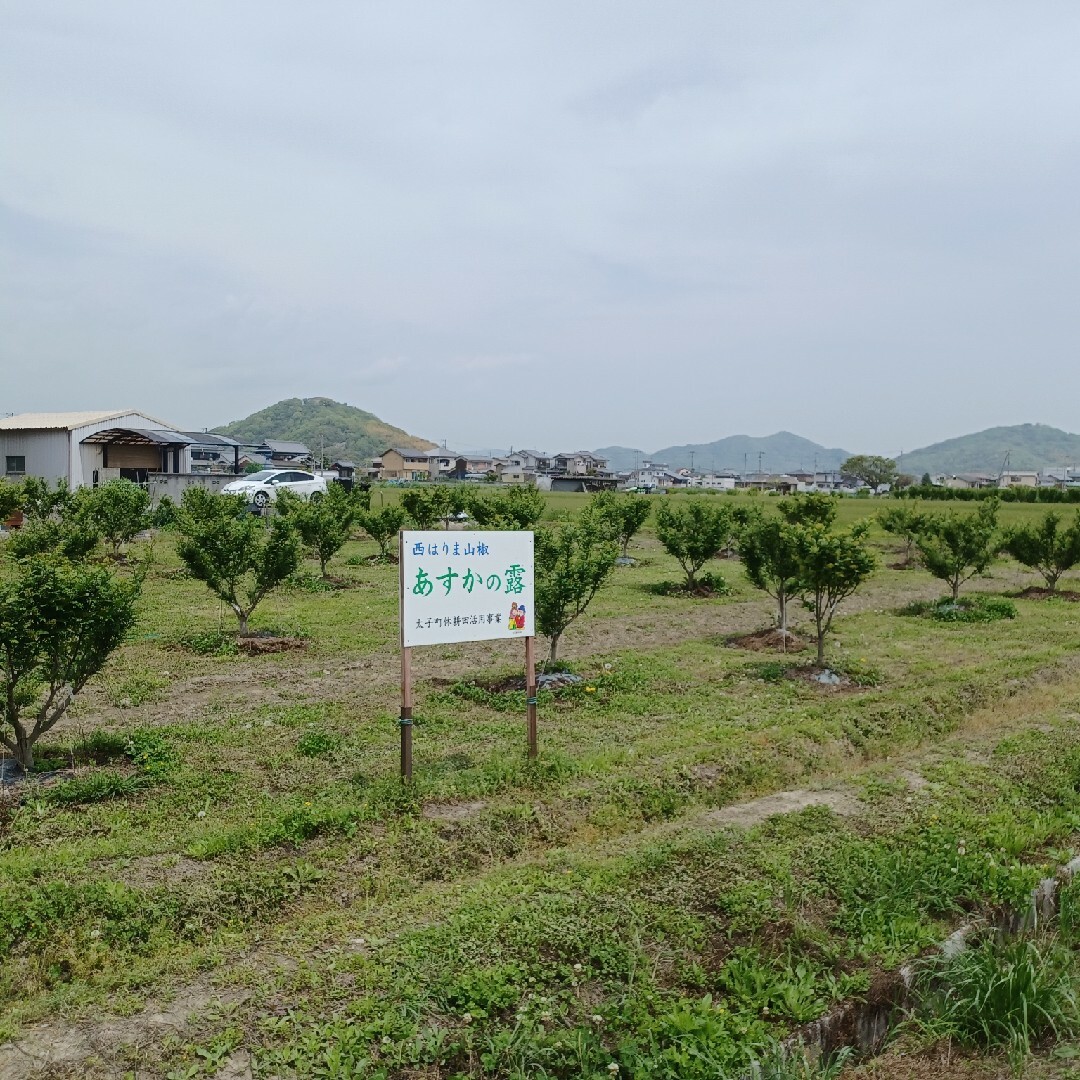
[252, 491, 270, 508]
[309, 490, 324, 503]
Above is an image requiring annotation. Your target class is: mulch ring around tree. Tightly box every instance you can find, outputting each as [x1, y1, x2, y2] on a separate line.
[236, 632, 309, 655]
[784, 665, 861, 692]
[476, 671, 584, 693]
[727, 627, 809, 652]
[1013, 586, 1080, 602]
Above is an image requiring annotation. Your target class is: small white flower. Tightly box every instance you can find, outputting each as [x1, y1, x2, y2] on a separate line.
[90, 929, 100, 938]
[196, 810, 206, 819]
[957, 845, 967, 856]
[462, 1013, 473, 1024]
[573, 963, 583, 972]
[607, 1064, 620, 1074]
[381, 1035, 391, 1045]
[591, 1014, 603, 1024]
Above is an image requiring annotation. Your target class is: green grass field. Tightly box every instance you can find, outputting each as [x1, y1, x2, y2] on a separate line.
[2, 493, 1080, 1078]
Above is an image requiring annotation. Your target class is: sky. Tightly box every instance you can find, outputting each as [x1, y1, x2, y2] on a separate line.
[2, 2, 1079, 456]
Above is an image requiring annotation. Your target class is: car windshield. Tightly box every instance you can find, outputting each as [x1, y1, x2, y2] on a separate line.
[242, 471, 280, 481]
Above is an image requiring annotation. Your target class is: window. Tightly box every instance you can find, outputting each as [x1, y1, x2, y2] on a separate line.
[5, 455, 25, 475]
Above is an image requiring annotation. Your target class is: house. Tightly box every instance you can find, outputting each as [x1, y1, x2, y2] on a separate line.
[182, 432, 243, 474]
[944, 473, 998, 490]
[260, 440, 312, 466]
[504, 449, 552, 472]
[329, 460, 357, 480]
[553, 451, 609, 476]
[0, 410, 194, 489]
[695, 472, 738, 490]
[426, 449, 461, 479]
[495, 461, 533, 485]
[997, 471, 1040, 489]
[376, 448, 431, 481]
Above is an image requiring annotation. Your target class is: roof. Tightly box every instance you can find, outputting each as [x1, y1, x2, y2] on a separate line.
[0, 409, 172, 431]
[331, 460, 357, 469]
[384, 447, 430, 460]
[262, 440, 311, 454]
[81, 427, 196, 446]
[183, 432, 241, 447]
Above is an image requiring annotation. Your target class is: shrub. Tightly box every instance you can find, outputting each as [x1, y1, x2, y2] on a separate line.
[915, 499, 1000, 600]
[1002, 510, 1080, 592]
[654, 500, 736, 591]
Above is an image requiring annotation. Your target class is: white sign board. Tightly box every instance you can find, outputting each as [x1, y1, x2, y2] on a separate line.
[400, 530, 535, 648]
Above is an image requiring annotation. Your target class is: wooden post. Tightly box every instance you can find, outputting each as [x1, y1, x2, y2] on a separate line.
[399, 531, 413, 781]
[525, 635, 538, 760]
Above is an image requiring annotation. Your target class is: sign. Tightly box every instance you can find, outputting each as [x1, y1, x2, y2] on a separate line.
[400, 530, 535, 648]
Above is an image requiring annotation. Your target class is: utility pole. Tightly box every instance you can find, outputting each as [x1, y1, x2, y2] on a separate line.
[758, 451, 764, 475]
[689, 450, 695, 473]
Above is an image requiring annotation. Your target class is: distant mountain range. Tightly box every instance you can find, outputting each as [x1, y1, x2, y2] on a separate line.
[900, 424, 1080, 476]
[595, 432, 851, 474]
[216, 397, 434, 463]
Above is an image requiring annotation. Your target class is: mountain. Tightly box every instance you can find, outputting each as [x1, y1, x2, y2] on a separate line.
[596, 432, 850, 474]
[215, 397, 435, 464]
[902, 424, 1080, 476]
[594, 446, 648, 472]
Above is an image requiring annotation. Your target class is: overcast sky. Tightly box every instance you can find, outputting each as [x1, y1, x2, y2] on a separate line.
[2, 2, 1079, 454]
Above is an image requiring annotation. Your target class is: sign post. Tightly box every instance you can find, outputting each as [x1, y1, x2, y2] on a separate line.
[399, 529, 536, 778]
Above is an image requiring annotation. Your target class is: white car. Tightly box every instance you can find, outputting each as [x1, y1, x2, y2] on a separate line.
[221, 469, 328, 508]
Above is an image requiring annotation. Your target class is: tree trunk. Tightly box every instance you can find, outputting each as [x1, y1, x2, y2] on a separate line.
[816, 619, 825, 666]
[951, 578, 960, 601]
[621, 538, 630, 559]
[548, 634, 560, 670]
[14, 726, 33, 771]
[238, 611, 250, 635]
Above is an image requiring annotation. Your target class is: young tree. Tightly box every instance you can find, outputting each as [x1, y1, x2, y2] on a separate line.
[586, 491, 652, 558]
[0, 479, 20, 522]
[276, 483, 357, 578]
[878, 504, 930, 567]
[795, 523, 877, 665]
[739, 517, 804, 638]
[840, 455, 898, 489]
[0, 558, 139, 770]
[400, 487, 445, 530]
[18, 477, 73, 522]
[920, 473, 933, 488]
[469, 485, 546, 530]
[1002, 510, 1080, 593]
[654, 500, 735, 591]
[534, 520, 618, 667]
[915, 500, 1000, 600]
[78, 478, 151, 557]
[5, 518, 100, 561]
[359, 505, 407, 560]
[174, 488, 302, 634]
[778, 492, 838, 528]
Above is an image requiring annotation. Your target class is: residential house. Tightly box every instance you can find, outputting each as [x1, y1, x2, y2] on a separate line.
[183, 432, 243, 474]
[375, 448, 432, 481]
[260, 440, 312, 466]
[944, 473, 998, 490]
[694, 472, 738, 490]
[504, 449, 552, 473]
[997, 471, 1040, 488]
[553, 451, 609, 476]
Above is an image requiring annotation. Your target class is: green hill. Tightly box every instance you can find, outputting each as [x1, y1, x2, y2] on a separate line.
[902, 424, 1080, 476]
[215, 397, 435, 464]
[597, 433, 849, 473]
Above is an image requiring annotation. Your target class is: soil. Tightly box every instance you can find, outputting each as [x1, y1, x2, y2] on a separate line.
[1015, 586, 1080, 602]
[422, 799, 488, 822]
[236, 634, 309, 655]
[727, 628, 809, 652]
[702, 789, 862, 829]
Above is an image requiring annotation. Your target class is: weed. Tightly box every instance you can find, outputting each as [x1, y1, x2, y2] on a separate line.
[913, 932, 1080, 1073]
[174, 628, 238, 656]
[297, 729, 340, 757]
[901, 595, 1018, 623]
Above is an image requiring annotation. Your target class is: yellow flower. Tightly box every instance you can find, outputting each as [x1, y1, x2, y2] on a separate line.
[585, 686, 597, 693]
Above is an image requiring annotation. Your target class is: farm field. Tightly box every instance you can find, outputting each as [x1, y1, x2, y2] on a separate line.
[3, 492, 1080, 1078]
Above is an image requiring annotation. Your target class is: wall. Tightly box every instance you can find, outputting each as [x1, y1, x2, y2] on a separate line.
[0, 430, 70, 485]
[98, 469, 236, 502]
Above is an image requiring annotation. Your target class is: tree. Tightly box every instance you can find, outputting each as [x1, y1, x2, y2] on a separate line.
[739, 517, 804, 638]
[878, 504, 930, 567]
[18, 477, 73, 522]
[0, 479, 20, 522]
[400, 487, 445, 530]
[586, 492, 652, 559]
[78, 478, 151, 557]
[359, 505, 406, 560]
[5, 518, 100, 561]
[915, 500, 1000, 600]
[654, 500, 735, 591]
[795, 523, 877, 664]
[921, 473, 933, 487]
[1002, 510, 1080, 593]
[468, 486, 545, 530]
[840, 455, 898, 489]
[174, 488, 302, 634]
[534, 520, 618, 667]
[777, 492, 838, 528]
[0, 558, 139, 770]
[276, 484, 358, 578]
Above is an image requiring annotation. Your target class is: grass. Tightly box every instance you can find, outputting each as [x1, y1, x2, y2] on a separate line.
[1, 492, 1080, 1076]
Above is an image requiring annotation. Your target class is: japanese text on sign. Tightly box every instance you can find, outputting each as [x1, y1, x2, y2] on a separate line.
[400, 530, 534, 648]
